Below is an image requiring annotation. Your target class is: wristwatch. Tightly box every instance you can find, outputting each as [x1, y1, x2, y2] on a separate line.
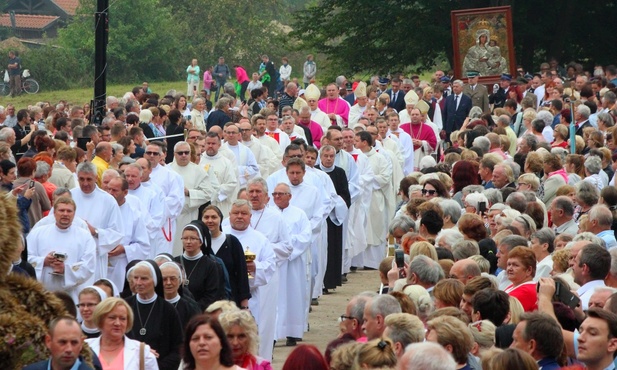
[93, 229, 99, 238]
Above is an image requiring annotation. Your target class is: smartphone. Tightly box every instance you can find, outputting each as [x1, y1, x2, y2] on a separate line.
[478, 201, 486, 214]
[29, 180, 35, 189]
[77, 137, 91, 151]
[53, 252, 67, 262]
[395, 250, 405, 278]
[554, 281, 580, 310]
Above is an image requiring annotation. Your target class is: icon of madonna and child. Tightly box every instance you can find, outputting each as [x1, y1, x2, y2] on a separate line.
[462, 28, 509, 77]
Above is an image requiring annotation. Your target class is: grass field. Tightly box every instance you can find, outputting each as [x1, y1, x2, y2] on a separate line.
[1, 80, 188, 108]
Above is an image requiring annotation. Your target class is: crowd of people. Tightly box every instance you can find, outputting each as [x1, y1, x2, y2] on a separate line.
[4, 56, 617, 370]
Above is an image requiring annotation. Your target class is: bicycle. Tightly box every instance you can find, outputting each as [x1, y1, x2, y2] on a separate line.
[0, 69, 40, 96]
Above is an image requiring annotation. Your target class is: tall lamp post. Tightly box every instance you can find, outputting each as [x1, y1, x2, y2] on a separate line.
[92, 0, 108, 126]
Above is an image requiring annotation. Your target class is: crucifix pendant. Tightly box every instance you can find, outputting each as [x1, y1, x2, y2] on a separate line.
[184, 279, 189, 286]
[139, 328, 146, 336]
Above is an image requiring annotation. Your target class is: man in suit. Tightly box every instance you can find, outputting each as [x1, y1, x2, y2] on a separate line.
[489, 73, 512, 109]
[386, 77, 406, 112]
[574, 104, 593, 136]
[463, 70, 490, 113]
[442, 79, 472, 139]
[24, 316, 102, 370]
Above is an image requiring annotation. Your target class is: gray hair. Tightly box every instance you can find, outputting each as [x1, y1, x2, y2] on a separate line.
[389, 215, 416, 235]
[401, 342, 457, 370]
[111, 143, 123, 155]
[408, 255, 444, 285]
[34, 161, 50, 178]
[584, 155, 602, 175]
[126, 163, 143, 176]
[609, 248, 617, 277]
[435, 229, 464, 249]
[500, 235, 529, 250]
[0, 127, 14, 141]
[589, 205, 614, 227]
[174, 141, 190, 152]
[603, 91, 617, 105]
[483, 188, 503, 205]
[300, 105, 311, 114]
[462, 185, 485, 196]
[106, 96, 118, 105]
[102, 169, 120, 181]
[216, 97, 230, 110]
[506, 192, 528, 213]
[472, 136, 490, 154]
[231, 198, 252, 210]
[469, 106, 483, 119]
[598, 112, 615, 128]
[192, 98, 204, 106]
[577, 104, 591, 119]
[573, 232, 606, 248]
[521, 135, 538, 151]
[553, 196, 575, 216]
[452, 79, 464, 87]
[532, 227, 556, 253]
[247, 177, 268, 193]
[551, 147, 568, 165]
[465, 192, 488, 211]
[76, 161, 97, 175]
[514, 214, 537, 235]
[536, 110, 554, 127]
[439, 199, 462, 224]
[497, 115, 510, 127]
[349, 295, 372, 324]
[53, 187, 71, 197]
[576, 181, 600, 206]
[368, 294, 402, 318]
[452, 240, 480, 260]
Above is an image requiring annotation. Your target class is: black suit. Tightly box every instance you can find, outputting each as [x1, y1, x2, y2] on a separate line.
[489, 87, 508, 108]
[575, 120, 592, 136]
[386, 89, 406, 112]
[442, 93, 472, 135]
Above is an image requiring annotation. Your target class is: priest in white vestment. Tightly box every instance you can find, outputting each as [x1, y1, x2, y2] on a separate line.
[348, 82, 369, 129]
[200, 132, 239, 217]
[354, 131, 393, 269]
[305, 84, 332, 130]
[271, 183, 311, 344]
[385, 113, 414, 176]
[70, 162, 123, 280]
[223, 200, 277, 361]
[222, 123, 260, 187]
[264, 110, 291, 153]
[27, 196, 97, 302]
[239, 120, 280, 179]
[169, 141, 219, 255]
[144, 142, 184, 256]
[252, 114, 284, 161]
[105, 177, 150, 290]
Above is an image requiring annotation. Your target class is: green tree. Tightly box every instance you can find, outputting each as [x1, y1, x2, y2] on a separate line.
[57, 0, 181, 83]
[291, 0, 617, 76]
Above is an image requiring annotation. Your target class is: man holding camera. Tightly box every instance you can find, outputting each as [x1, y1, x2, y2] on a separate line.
[26, 196, 96, 302]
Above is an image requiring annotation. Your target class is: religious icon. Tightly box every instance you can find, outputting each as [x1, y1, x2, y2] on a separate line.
[451, 6, 516, 81]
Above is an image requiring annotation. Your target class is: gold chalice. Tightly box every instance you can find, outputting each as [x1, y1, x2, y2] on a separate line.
[244, 247, 256, 279]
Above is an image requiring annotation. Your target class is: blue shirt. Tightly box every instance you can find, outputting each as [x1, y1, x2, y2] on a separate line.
[598, 230, 617, 250]
[47, 358, 82, 370]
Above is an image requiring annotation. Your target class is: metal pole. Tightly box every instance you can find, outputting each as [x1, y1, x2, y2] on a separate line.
[92, 0, 108, 126]
[568, 98, 575, 154]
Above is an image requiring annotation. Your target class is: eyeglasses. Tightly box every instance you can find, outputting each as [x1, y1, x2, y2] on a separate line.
[421, 189, 437, 195]
[272, 192, 290, 197]
[76, 303, 97, 308]
[181, 237, 200, 242]
[145, 151, 160, 156]
[176, 151, 190, 156]
[340, 315, 355, 321]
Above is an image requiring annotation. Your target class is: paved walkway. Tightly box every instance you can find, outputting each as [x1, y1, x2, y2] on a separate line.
[271, 269, 379, 369]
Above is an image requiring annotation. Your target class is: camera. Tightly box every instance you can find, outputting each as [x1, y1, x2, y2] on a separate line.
[53, 252, 68, 262]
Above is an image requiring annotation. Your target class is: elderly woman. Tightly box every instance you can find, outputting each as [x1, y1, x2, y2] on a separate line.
[159, 261, 201, 329]
[518, 108, 537, 138]
[463, 192, 489, 215]
[436, 229, 464, 250]
[504, 247, 537, 312]
[109, 143, 124, 170]
[583, 155, 605, 191]
[77, 286, 108, 339]
[180, 314, 241, 370]
[439, 199, 462, 229]
[86, 297, 159, 369]
[468, 320, 496, 358]
[516, 173, 540, 194]
[539, 152, 568, 204]
[174, 220, 226, 310]
[458, 213, 488, 242]
[190, 98, 207, 131]
[219, 310, 273, 370]
[125, 260, 183, 370]
[598, 112, 615, 135]
[523, 151, 543, 176]
[14, 157, 50, 227]
[575, 181, 600, 221]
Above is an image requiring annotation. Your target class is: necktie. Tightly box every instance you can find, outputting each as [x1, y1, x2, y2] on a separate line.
[393, 91, 397, 103]
[455, 95, 459, 110]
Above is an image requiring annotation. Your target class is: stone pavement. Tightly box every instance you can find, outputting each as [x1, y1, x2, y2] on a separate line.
[271, 269, 379, 369]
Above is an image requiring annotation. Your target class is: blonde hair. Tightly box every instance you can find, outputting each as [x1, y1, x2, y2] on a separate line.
[461, 149, 478, 161]
[426, 315, 474, 364]
[205, 300, 240, 315]
[468, 320, 496, 350]
[384, 313, 425, 348]
[330, 342, 362, 370]
[408, 241, 438, 261]
[218, 310, 259, 356]
[92, 297, 134, 332]
[469, 255, 490, 273]
[508, 296, 524, 325]
[353, 339, 397, 370]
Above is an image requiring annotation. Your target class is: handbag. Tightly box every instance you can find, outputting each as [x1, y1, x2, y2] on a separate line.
[3, 70, 8, 83]
[139, 341, 145, 370]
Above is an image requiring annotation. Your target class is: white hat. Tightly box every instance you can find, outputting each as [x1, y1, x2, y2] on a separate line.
[416, 100, 430, 115]
[404, 90, 419, 106]
[293, 97, 308, 110]
[355, 82, 367, 98]
[305, 84, 321, 100]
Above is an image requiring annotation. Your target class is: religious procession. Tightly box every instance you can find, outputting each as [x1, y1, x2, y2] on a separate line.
[3, 50, 617, 370]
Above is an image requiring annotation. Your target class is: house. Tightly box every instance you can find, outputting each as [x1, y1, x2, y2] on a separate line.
[0, 0, 79, 39]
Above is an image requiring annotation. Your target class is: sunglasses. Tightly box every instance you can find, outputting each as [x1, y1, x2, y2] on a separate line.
[176, 151, 190, 156]
[145, 151, 160, 156]
[421, 189, 437, 195]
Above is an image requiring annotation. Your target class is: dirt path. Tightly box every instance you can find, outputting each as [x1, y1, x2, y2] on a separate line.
[271, 269, 379, 369]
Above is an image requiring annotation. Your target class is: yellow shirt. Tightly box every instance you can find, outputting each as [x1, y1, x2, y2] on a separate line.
[91, 155, 109, 186]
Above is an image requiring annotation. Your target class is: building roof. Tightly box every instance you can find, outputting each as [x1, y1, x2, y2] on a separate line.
[0, 14, 59, 30]
[52, 0, 79, 16]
